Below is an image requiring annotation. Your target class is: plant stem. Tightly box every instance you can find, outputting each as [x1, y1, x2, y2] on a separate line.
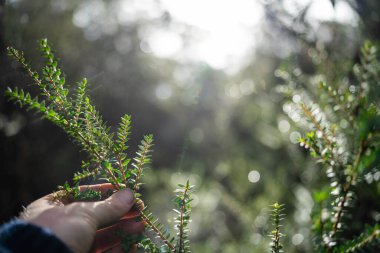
[138, 210, 175, 251]
[178, 183, 189, 252]
[300, 104, 336, 156]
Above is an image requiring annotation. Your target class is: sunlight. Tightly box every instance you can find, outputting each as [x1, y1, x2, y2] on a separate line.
[158, 0, 264, 71]
[307, 0, 359, 24]
[283, 0, 358, 25]
[144, 29, 183, 58]
[113, 0, 359, 72]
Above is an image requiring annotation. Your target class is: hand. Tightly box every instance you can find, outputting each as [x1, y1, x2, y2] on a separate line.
[20, 183, 145, 253]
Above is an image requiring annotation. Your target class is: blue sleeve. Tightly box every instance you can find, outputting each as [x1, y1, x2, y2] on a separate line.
[0, 219, 73, 253]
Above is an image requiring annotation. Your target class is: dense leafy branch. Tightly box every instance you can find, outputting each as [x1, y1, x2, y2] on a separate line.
[5, 39, 194, 253]
[279, 41, 380, 252]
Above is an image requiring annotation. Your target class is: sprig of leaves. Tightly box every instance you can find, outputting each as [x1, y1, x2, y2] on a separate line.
[269, 202, 285, 253]
[173, 180, 194, 253]
[343, 225, 380, 253]
[5, 39, 194, 253]
[131, 134, 154, 193]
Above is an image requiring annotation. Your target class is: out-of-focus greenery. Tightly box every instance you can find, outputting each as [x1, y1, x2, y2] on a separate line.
[278, 40, 380, 252]
[1, 1, 380, 253]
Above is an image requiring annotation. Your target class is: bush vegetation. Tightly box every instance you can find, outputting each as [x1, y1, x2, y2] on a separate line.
[5, 38, 380, 252]
[5, 39, 194, 253]
[2, 1, 380, 252]
[277, 41, 380, 252]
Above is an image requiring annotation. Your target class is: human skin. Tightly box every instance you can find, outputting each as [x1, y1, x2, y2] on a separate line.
[20, 183, 145, 253]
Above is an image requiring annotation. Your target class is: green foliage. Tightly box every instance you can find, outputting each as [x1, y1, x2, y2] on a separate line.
[74, 187, 103, 202]
[340, 225, 380, 253]
[134, 181, 194, 253]
[131, 134, 154, 193]
[6, 39, 133, 191]
[173, 180, 194, 253]
[5, 39, 194, 253]
[138, 205, 176, 252]
[279, 41, 380, 252]
[269, 202, 285, 253]
[117, 231, 145, 253]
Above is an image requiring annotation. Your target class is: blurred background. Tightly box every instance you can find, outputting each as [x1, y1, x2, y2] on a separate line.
[0, 0, 379, 252]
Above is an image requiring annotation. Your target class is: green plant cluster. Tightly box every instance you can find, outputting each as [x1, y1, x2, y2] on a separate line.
[279, 41, 380, 252]
[5, 37, 380, 253]
[5, 39, 194, 253]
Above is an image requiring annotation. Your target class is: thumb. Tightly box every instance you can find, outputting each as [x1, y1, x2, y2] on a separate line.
[82, 189, 136, 228]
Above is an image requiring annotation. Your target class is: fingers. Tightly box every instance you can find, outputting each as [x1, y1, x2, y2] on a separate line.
[79, 183, 117, 194]
[103, 244, 137, 253]
[103, 245, 124, 253]
[91, 220, 145, 252]
[120, 209, 139, 220]
[98, 219, 145, 238]
[71, 188, 135, 228]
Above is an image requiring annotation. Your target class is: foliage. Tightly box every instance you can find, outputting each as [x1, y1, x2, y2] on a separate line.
[5, 39, 194, 253]
[279, 41, 380, 252]
[2, 2, 380, 252]
[173, 180, 194, 253]
[269, 202, 285, 253]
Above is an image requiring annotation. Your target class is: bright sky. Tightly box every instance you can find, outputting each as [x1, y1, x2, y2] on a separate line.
[73, 0, 359, 73]
[146, 0, 358, 72]
[151, 0, 263, 73]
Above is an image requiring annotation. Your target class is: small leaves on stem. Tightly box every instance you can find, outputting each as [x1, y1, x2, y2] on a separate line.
[269, 202, 285, 253]
[5, 39, 195, 253]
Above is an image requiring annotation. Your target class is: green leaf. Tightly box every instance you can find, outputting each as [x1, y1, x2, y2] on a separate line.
[313, 188, 329, 203]
[102, 160, 112, 170]
[358, 146, 380, 172]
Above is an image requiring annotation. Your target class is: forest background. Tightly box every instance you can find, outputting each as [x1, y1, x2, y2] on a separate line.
[0, 0, 379, 252]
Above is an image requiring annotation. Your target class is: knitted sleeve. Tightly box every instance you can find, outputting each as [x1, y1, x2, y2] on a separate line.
[0, 219, 73, 253]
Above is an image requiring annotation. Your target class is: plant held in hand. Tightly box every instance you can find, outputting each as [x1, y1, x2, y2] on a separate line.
[5, 39, 194, 253]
